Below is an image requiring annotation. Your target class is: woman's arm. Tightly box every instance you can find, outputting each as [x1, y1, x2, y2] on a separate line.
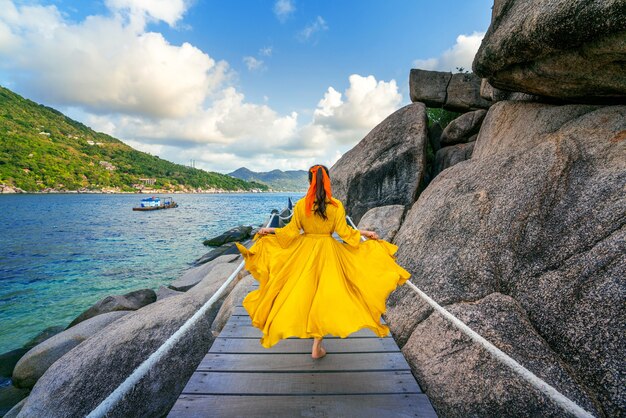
[257, 227, 276, 236]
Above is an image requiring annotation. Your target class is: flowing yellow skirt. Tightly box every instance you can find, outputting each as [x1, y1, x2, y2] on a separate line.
[235, 234, 410, 348]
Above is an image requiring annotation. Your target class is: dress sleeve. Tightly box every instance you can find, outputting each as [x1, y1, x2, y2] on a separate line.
[273, 201, 303, 248]
[334, 200, 361, 248]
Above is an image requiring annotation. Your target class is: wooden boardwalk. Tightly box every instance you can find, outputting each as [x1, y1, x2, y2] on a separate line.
[169, 281, 437, 418]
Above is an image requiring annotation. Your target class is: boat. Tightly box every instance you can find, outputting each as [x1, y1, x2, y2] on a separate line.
[132, 196, 178, 211]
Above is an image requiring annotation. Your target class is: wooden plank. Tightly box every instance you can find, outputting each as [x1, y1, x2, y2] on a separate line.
[182, 370, 420, 395]
[196, 352, 410, 372]
[168, 393, 437, 418]
[228, 311, 388, 325]
[210, 337, 400, 354]
[219, 321, 388, 339]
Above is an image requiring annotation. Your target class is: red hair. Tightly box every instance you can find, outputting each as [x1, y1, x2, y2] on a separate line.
[305, 165, 338, 219]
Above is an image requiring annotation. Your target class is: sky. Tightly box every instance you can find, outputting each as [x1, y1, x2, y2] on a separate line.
[0, 0, 493, 173]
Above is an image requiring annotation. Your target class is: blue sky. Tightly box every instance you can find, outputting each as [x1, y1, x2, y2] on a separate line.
[0, 0, 492, 172]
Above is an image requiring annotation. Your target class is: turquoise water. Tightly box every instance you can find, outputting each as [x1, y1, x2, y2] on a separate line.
[0, 193, 302, 354]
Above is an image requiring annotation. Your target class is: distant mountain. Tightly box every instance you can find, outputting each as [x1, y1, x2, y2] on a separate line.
[0, 86, 267, 192]
[229, 167, 308, 191]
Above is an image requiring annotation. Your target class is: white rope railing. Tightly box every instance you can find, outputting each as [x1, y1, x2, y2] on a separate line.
[86, 213, 277, 418]
[345, 216, 595, 418]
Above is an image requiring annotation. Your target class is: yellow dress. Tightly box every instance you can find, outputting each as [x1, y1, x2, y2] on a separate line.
[235, 197, 410, 348]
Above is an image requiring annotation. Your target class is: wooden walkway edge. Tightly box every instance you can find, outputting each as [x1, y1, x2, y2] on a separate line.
[168, 288, 438, 417]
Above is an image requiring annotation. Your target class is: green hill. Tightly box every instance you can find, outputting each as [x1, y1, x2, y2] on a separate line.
[229, 167, 308, 191]
[0, 86, 268, 192]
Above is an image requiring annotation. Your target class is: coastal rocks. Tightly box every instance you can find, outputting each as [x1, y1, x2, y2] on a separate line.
[68, 289, 156, 327]
[473, 0, 626, 102]
[193, 242, 242, 266]
[156, 285, 183, 301]
[330, 103, 428, 224]
[203, 226, 253, 247]
[440, 110, 486, 146]
[480, 79, 539, 103]
[13, 311, 130, 389]
[170, 254, 240, 291]
[410, 69, 491, 112]
[211, 274, 256, 335]
[409, 70, 451, 107]
[392, 101, 626, 416]
[0, 326, 65, 379]
[356, 205, 405, 242]
[0, 184, 25, 193]
[433, 141, 475, 176]
[402, 293, 601, 417]
[18, 260, 245, 418]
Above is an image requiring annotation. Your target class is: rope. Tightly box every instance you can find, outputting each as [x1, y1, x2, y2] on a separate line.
[87, 213, 277, 418]
[345, 216, 595, 418]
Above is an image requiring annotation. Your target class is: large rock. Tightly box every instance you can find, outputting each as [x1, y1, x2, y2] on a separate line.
[68, 289, 156, 327]
[473, 0, 626, 102]
[356, 205, 405, 242]
[409, 69, 451, 107]
[203, 226, 252, 247]
[170, 254, 240, 291]
[445, 73, 492, 112]
[330, 103, 428, 224]
[13, 311, 130, 389]
[433, 141, 475, 176]
[193, 242, 243, 266]
[480, 79, 540, 103]
[440, 110, 486, 146]
[410, 69, 491, 111]
[155, 285, 183, 301]
[18, 262, 245, 418]
[0, 326, 66, 378]
[211, 274, 256, 335]
[391, 102, 626, 416]
[402, 293, 601, 417]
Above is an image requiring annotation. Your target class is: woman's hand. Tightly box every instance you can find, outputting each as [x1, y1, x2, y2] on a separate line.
[257, 227, 275, 236]
[360, 230, 379, 240]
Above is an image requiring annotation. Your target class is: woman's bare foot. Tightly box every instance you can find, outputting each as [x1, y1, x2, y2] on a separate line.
[312, 338, 326, 359]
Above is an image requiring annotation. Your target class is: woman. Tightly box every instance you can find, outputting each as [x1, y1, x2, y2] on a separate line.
[235, 164, 410, 359]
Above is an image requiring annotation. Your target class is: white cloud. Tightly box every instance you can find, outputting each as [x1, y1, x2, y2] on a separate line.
[243, 56, 264, 71]
[298, 16, 328, 42]
[259, 46, 273, 57]
[312, 74, 402, 143]
[413, 31, 485, 72]
[273, 0, 295, 23]
[0, 1, 403, 174]
[0, 3, 227, 118]
[105, 0, 189, 30]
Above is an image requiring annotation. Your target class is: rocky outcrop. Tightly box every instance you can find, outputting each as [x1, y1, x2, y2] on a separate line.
[68, 289, 155, 327]
[13, 311, 130, 388]
[410, 69, 491, 112]
[480, 79, 539, 103]
[433, 141, 475, 176]
[193, 242, 242, 266]
[440, 110, 486, 146]
[211, 274, 255, 335]
[401, 293, 601, 417]
[203, 226, 252, 247]
[155, 285, 183, 301]
[170, 254, 240, 291]
[473, 0, 626, 102]
[390, 101, 626, 416]
[18, 260, 245, 418]
[330, 103, 428, 224]
[356, 205, 405, 242]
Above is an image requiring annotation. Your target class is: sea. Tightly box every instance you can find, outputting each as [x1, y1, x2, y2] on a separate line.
[0, 192, 303, 354]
